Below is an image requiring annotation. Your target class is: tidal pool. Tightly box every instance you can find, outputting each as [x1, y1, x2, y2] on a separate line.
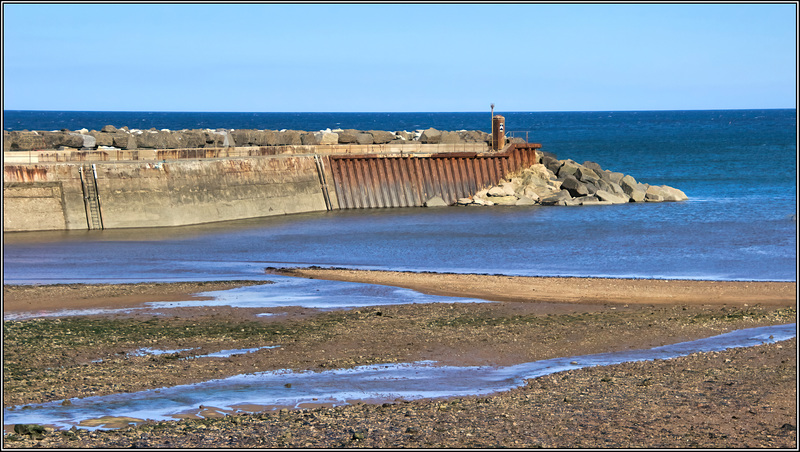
[3, 323, 794, 432]
[3, 275, 491, 322]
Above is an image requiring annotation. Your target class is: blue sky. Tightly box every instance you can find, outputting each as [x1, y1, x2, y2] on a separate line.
[2, 2, 797, 112]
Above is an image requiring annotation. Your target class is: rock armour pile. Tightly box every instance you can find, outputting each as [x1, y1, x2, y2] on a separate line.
[456, 151, 687, 207]
[3, 126, 497, 152]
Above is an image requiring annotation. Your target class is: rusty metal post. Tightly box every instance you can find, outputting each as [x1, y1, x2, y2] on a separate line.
[492, 115, 505, 150]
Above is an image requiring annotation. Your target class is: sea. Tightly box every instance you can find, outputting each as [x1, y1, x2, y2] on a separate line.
[2, 109, 797, 283]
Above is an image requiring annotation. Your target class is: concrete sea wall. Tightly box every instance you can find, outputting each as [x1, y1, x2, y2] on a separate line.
[3, 155, 337, 232]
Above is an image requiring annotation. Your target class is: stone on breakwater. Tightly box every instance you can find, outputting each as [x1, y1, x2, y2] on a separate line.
[424, 196, 448, 207]
[419, 128, 442, 144]
[560, 175, 590, 197]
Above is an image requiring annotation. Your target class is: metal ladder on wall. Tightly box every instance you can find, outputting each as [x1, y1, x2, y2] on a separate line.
[314, 155, 333, 211]
[79, 164, 104, 230]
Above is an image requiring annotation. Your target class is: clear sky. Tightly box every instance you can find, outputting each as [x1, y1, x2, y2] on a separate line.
[2, 2, 797, 112]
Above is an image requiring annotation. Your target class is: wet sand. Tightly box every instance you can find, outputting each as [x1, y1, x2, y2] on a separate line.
[271, 267, 797, 306]
[2, 270, 796, 448]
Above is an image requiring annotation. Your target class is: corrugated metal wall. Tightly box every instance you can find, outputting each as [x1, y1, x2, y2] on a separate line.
[328, 143, 541, 209]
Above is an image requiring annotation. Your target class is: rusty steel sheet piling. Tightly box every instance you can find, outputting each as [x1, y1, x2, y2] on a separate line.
[327, 143, 541, 209]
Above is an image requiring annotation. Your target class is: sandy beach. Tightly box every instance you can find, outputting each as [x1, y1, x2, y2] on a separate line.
[3, 269, 796, 448]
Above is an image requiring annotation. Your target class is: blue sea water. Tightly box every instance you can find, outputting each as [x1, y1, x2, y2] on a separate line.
[2, 109, 797, 282]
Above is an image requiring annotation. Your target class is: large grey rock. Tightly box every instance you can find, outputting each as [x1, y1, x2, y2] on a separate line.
[645, 185, 668, 202]
[575, 166, 601, 184]
[356, 133, 374, 145]
[419, 128, 442, 144]
[457, 130, 490, 143]
[276, 130, 303, 145]
[394, 131, 414, 141]
[337, 129, 360, 144]
[178, 130, 207, 148]
[424, 195, 448, 207]
[315, 131, 339, 145]
[659, 185, 688, 201]
[515, 196, 537, 206]
[594, 189, 630, 204]
[44, 131, 84, 149]
[620, 175, 646, 202]
[231, 129, 278, 147]
[519, 165, 552, 187]
[440, 131, 462, 144]
[583, 181, 599, 195]
[540, 189, 572, 206]
[601, 170, 625, 185]
[557, 159, 580, 178]
[369, 130, 395, 144]
[574, 195, 604, 206]
[560, 175, 590, 197]
[487, 186, 507, 197]
[491, 195, 518, 206]
[80, 134, 96, 149]
[300, 132, 319, 145]
[542, 156, 561, 174]
[89, 131, 114, 147]
[582, 161, 604, 173]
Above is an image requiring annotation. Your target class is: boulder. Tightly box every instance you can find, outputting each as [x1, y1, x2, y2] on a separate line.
[575, 195, 603, 205]
[89, 131, 114, 147]
[582, 161, 604, 173]
[560, 175, 590, 197]
[315, 131, 339, 145]
[659, 185, 688, 201]
[487, 186, 507, 197]
[594, 189, 630, 204]
[113, 133, 137, 149]
[356, 132, 374, 145]
[337, 129, 360, 144]
[231, 129, 273, 146]
[620, 175, 647, 202]
[65, 132, 96, 149]
[542, 155, 561, 174]
[419, 128, 442, 144]
[439, 131, 461, 144]
[490, 195, 518, 206]
[394, 131, 414, 141]
[519, 164, 552, 187]
[80, 134, 96, 149]
[557, 159, 580, 178]
[43, 131, 83, 149]
[515, 196, 537, 206]
[575, 166, 601, 184]
[178, 130, 207, 148]
[369, 130, 395, 144]
[457, 197, 474, 206]
[645, 185, 668, 202]
[499, 181, 517, 196]
[457, 130, 490, 143]
[424, 195, 448, 207]
[520, 187, 541, 201]
[100, 125, 118, 133]
[583, 181, 599, 195]
[300, 132, 319, 145]
[540, 189, 572, 206]
[601, 170, 625, 185]
[276, 130, 302, 145]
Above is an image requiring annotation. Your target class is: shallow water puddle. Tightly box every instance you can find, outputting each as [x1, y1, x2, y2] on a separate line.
[3, 276, 490, 321]
[3, 323, 794, 432]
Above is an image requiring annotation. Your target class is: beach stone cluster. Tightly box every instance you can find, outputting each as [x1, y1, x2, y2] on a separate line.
[456, 152, 688, 206]
[3, 126, 495, 152]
